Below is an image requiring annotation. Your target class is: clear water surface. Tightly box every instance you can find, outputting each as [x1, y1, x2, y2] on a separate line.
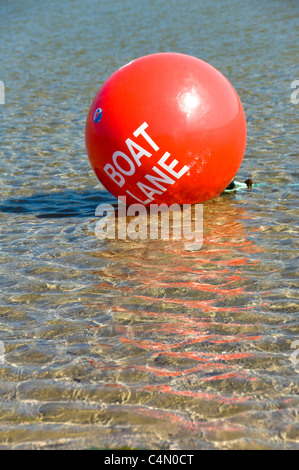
[0, 0, 298, 450]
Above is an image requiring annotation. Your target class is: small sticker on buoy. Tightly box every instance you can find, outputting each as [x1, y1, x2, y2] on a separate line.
[94, 107, 103, 123]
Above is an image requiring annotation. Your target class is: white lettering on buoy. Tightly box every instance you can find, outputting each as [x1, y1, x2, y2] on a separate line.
[133, 122, 159, 151]
[112, 151, 135, 175]
[136, 181, 163, 201]
[145, 166, 175, 190]
[103, 163, 125, 187]
[125, 190, 152, 205]
[125, 138, 152, 167]
[104, 122, 190, 203]
[158, 152, 189, 179]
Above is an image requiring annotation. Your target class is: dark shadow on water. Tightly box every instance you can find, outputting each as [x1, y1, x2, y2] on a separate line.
[0, 189, 118, 218]
[0, 188, 243, 219]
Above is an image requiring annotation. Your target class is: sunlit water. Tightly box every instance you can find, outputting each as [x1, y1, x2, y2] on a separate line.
[0, 0, 298, 450]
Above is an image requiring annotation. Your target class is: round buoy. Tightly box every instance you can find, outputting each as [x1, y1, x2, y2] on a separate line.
[85, 52, 246, 205]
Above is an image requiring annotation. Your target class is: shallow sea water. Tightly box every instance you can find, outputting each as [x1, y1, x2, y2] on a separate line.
[0, 0, 298, 450]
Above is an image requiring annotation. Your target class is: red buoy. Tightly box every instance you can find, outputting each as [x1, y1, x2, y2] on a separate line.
[85, 52, 246, 205]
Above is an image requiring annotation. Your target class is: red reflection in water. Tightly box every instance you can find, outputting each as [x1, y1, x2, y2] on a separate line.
[140, 384, 251, 404]
[121, 402, 247, 432]
[88, 200, 269, 405]
[119, 333, 262, 351]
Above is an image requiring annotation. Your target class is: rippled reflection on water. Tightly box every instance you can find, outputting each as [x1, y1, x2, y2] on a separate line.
[0, 0, 298, 450]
